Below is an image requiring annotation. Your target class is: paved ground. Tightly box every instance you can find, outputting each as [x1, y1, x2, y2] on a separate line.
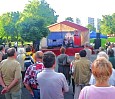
[0, 55, 97, 99]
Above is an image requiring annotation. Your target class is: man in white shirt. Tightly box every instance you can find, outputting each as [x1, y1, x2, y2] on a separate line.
[37, 51, 69, 99]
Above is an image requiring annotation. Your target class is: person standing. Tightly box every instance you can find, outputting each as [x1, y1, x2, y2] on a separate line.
[37, 51, 69, 99]
[73, 50, 91, 99]
[57, 47, 71, 85]
[0, 45, 5, 62]
[107, 49, 115, 69]
[70, 53, 80, 93]
[0, 48, 22, 99]
[79, 57, 115, 99]
[17, 48, 26, 81]
[105, 40, 111, 50]
[89, 51, 115, 86]
[14, 42, 18, 51]
[84, 42, 92, 60]
[23, 51, 44, 99]
[8, 41, 12, 48]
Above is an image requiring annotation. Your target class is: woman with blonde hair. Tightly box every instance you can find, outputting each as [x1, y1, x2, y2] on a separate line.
[79, 57, 115, 99]
[70, 53, 80, 93]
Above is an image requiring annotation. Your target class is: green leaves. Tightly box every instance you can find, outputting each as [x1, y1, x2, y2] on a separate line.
[86, 24, 96, 32]
[19, 17, 49, 42]
[65, 17, 74, 22]
[100, 13, 115, 34]
[0, 0, 58, 44]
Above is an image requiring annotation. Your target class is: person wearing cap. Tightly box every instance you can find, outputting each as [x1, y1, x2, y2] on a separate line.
[37, 51, 69, 99]
[23, 51, 44, 99]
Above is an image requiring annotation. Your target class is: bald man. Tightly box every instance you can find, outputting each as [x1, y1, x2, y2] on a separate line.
[0, 48, 22, 99]
[24, 51, 44, 99]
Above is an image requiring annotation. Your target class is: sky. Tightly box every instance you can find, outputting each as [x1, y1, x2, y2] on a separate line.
[0, 0, 115, 26]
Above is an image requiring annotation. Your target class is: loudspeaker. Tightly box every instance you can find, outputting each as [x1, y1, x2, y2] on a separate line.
[94, 39, 101, 49]
[96, 33, 100, 39]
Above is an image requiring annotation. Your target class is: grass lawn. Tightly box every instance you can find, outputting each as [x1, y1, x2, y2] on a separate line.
[90, 37, 115, 48]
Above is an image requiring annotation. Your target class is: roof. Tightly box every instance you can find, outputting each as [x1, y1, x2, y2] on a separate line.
[48, 21, 89, 32]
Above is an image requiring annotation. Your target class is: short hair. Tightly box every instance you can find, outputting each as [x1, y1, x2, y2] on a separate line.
[84, 42, 90, 47]
[7, 48, 16, 57]
[99, 47, 105, 52]
[79, 50, 86, 57]
[75, 53, 80, 59]
[43, 51, 55, 68]
[92, 57, 112, 83]
[26, 46, 31, 52]
[35, 51, 44, 59]
[97, 52, 109, 60]
[108, 49, 114, 57]
[60, 47, 66, 54]
[0, 45, 4, 51]
[18, 48, 25, 54]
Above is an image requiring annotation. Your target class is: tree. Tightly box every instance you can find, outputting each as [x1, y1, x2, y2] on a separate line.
[0, 17, 5, 38]
[65, 17, 74, 22]
[19, 17, 49, 51]
[37, 0, 58, 25]
[19, 17, 49, 41]
[76, 17, 81, 25]
[100, 13, 115, 34]
[23, 0, 58, 26]
[86, 24, 96, 32]
[0, 12, 20, 42]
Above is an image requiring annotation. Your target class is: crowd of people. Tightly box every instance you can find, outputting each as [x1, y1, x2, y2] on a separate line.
[0, 40, 115, 99]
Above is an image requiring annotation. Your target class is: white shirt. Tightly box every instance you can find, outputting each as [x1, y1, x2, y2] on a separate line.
[89, 68, 115, 86]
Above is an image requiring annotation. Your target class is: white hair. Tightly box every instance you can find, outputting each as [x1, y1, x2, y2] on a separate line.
[18, 48, 25, 54]
[97, 51, 109, 60]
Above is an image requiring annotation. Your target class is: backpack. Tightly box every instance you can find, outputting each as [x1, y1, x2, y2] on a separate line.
[24, 55, 34, 71]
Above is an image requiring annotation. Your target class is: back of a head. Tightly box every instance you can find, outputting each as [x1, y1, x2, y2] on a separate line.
[75, 53, 80, 59]
[0, 45, 4, 51]
[92, 57, 112, 83]
[26, 46, 31, 52]
[60, 47, 66, 54]
[35, 51, 44, 59]
[18, 48, 25, 54]
[79, 50, 86, 57]
[108, 49, 114, 57]
[7, 48, 16, 57]
[43, 51, 55, 68]
[97, 51, 109, 60]
[84, 42, 90, 48]
[99, 47, 105, 52]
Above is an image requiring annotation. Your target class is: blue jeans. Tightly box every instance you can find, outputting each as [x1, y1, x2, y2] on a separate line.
[31, 89, 40, 99]
[5, 89, 21, 99]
